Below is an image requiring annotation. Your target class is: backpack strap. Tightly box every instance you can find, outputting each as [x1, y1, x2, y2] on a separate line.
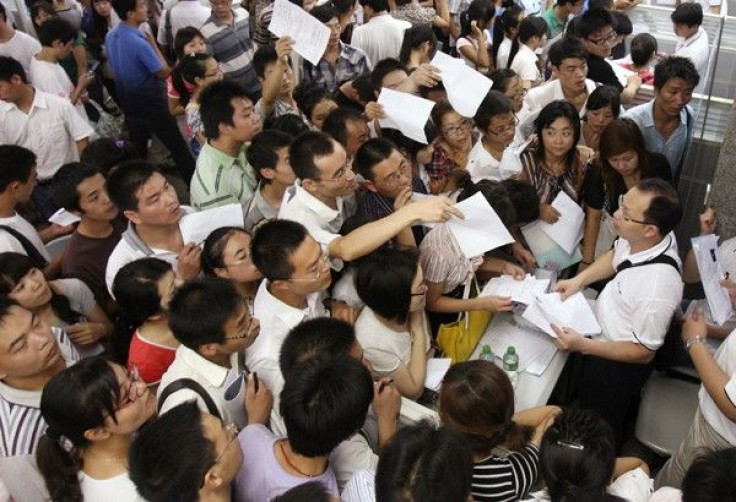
[158, 378, 222, 419]
[616, 253, 681, 274]
[0, 225, 49, 268]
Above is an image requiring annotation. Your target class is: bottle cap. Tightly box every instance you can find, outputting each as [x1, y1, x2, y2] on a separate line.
[482, 345, 491, 353]
[507, 346, 516, 354]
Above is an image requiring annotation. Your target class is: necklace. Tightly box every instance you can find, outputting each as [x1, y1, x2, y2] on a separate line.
[279, 441, 320, 478]
[84, 452, 126, 464]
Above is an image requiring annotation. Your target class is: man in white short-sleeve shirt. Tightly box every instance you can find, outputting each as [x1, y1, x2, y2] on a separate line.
[350, 0, 410, 69]
[156, 0, 210, 51]
[0, 4, 41, 75]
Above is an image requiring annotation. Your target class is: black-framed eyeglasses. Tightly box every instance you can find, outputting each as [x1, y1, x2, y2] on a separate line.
[488, 116, 520, 137]
[442, 119, 472, 137]
[617, 194, 650, 225]
[587, 31, 617, 46]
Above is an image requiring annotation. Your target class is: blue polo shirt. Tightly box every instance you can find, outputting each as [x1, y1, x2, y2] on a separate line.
[105, 24, 167, 116]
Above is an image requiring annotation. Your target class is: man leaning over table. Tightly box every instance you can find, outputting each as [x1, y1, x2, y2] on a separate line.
[550, 178, 683, 446]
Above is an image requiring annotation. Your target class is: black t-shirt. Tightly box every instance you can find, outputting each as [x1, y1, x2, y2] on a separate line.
[586, 54, 624, 91]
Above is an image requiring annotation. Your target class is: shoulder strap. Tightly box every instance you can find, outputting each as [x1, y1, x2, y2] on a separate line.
[158, 378, 222, 419]
[0, 225, 48, 268]
[616, 253, 680, 274]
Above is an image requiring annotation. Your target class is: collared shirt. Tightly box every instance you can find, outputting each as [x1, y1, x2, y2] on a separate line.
[356, 177, 426, 222]
[0, 30, 41, 75]
[302, 42, 369, 93]
[520, 79, 598, 136]
[29, 58, 88, 121]
[351, 14, 411, 70]
[201, 8, 260, 95]
[699, 328, 736, 444]
[674, 26, 710, 88]
[594, 233, 683, 349]
[623, 100, 694, 178]
[191, 142, 257, 210]
[243, 187, 278, 231]
[156, 0, 211, 46]
[0, 89, 93, 180]
[511, 43, 542, 84]
[542, 6, 566, 39]
[466, 140, 503, 182]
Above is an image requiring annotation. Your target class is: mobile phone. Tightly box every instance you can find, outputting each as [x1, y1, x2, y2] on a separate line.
[88, 61, 100, 75]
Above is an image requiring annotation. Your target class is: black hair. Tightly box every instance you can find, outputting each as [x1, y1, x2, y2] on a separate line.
[586, 85, 620, 116]
[371, 58, 408, 93]
[273, 481, 333, 502]
[653, 55, 700, 90]
[36, 16, 76, 47]
[311, 2, 339, 23]
[489, 68, 519, 93]
[356, 247, 419, 325]
[398, 25, 437, 66]
[111, 0, 138, 21]
[80, 138, 140, 176]
[460, 0, 495, 38]
[30, 1, 57, 30]
[129, 401, 216, 502]
[457, 178, 516, 228]
[508, 16, 547, 68]
[350, 71, 376, 104]
[671, 2, 703, 27]
[548, 36, 588, 67]
[0, 145, 36, 193]
[611, 11, 632, 35]
[492, 4, 523, 68]
[473, 90, 514, 133]
[322, 107, 366, 148]
[637, 177, 682, 236]
[293, 82, 336, 124]
[199, 80, 255, 140]
[0, 252, 83, 325]
[264, 113, 310, 137]
[289, 130, 337, 181]
[51, 162, 103, 213]
[380, 125, 437, 164]
[251, 219, 310, 281]
[173, 26, 205, 60]
[86, 0, 112, 50]
[629, 33, 657, 67]
[253, 44, 278, 79]
[682, 448, 736, 502]
[353, 137, 397, 182]
[0, 55, 28, 84]
[106, 160, 162, 212]
[279, 317, 357, 377]
[332, 0, 356, 16]
[37, 357, 122, 502]
[375, 420, 473, 502]
[587, 0, 613, 10]
[171, 53, 212, 107]
[281, 355, 373, 457]
[245, 129, 293, 184]
[359, 0, 388, 12]
[0, 1, 6, 21]
[501, 179, 540, 224]
[111, 258, 173, 364]
[577, 7, 614, 39]
[534, 100, 581, 171]
[168, 277, 243, 350]
[201, 226, 251, 275]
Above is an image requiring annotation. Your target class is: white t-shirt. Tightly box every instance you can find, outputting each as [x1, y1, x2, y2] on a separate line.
[29, 58, 88, 121]
[466, 139, 502, 182]
[0, 30, 41, 75]
[350, 14, 411, 70]
[354, 307, 411, 376]
[699, 328, 736, 445]
[156, 0, 211, 45]
[522, 467, 652, 502]
[496, 36, 512, 69]
[456, 37, 483, 69]
[0, 212, 52, 262]
[674, 26, 710, 90]
[79, 471, 145, 502]
[510, 43, 541, 83]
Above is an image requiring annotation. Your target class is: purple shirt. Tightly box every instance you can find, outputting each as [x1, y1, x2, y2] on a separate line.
[234, 424, 339, 501]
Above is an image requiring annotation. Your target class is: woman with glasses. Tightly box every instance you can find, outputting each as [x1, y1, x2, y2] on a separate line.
[202, 227, 262, 309]
[580, 85, 620, 153]
[427, 100, 476, 195]
[467, 90, 520, 183]
[36, 357, 156, 502]
[580, 118, 671, 268]
[111, 258, 179, 389]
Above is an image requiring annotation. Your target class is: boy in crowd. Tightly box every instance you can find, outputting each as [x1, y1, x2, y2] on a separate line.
[252, 37, 300, 121]
[0, 2, 41, 75]
[542, 0, 585, 39]
[157, 277, 260, 428]
[672, 2, 709, 87]
[322, 107, 371, 161]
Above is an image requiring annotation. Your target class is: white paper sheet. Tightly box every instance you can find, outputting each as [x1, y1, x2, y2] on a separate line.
[48, 208, 81, 226]
[430, 51, 493, 118]
[424, 358, 452, 391]
[445, 192, 515, 258]
[521, 220, 582, 271]
[691, 234, 734, 325]
[268, 0, 330, 66]
[538, 192, 585, 255]
[522, 292, 601, 338]
[481, 274, 550, 305]
[377, 88, 435, 144]
[482, 320, 558, 373]
[179, 203, 244, 245]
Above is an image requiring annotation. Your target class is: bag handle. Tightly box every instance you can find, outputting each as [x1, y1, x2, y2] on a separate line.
[460, 272, 482, 330]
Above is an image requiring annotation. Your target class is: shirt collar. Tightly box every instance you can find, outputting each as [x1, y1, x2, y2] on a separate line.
[255, 280, 321, 328]
[291, 181, 344, 223]
[202, 142, 246, 170]
[619, 232, 680, 266]
[179, 345, 231, 387]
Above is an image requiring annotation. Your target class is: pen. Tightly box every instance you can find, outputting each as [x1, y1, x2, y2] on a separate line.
[378, 378, 394, 393]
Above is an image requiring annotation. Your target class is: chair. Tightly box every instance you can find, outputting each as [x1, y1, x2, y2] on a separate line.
[634, 370, 701, 457]
[45, 234, 72, 262]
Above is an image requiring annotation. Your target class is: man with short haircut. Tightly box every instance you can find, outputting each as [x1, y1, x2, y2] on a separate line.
[623, 56, 698, 181]
[243, 129, 295, 230]
[105, 161, 202, 294]
[553, 178, 683, 444]
[0, 56, 93, 219]
[322, 107, 371, 160]
[156, 0, 210, 55]
[107, 0, 195, 182]
[542, 0, 584, 39]
[0, 2, 41, 75]
[370, 58, 410, 94]
[672, 2, 709, 90]
[191, 80, 261, 211]
[158, 277, 260, 428]
[252, 37, 299, 121]
[351, 0, 410, 70]
[52, 163, 124, 316]
[577, 8, 640, 102]
[201, 0, 260, 96]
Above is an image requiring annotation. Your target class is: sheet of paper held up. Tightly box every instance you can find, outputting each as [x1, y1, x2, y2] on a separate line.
[424, 358, 452, 391]
[268, 0, 330, 66]
[180, 203, 244, 245]
[377, 88, 435, 144]
[522, 292, 601, 338]
[445, 192, 515, 258]
[48, 208, 81, 226]
[521, 220, 582, 271]
[481, 274, 550, 305]
[691, 234, 734, 325]
[430, 51, 493, 118]
[483, 320, 557, 373]
[539, 192, 584, 255]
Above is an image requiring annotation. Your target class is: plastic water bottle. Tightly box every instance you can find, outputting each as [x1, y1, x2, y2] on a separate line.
[503, 346, 519, 388]
[479, 345, 494, 362]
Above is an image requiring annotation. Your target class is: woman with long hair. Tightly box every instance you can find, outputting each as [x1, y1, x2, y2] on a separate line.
[166, 26, 207, 116]
[492, 4, 524, 70]
[580, 85, 620, 152]
[398, 24, 437, 70]
[456, 0, 494, 71]
[427, 100, 476, 195]
[508, 16, 547, 89]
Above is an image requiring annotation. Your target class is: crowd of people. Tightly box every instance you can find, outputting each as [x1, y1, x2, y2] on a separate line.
[0, 0, 735, 499]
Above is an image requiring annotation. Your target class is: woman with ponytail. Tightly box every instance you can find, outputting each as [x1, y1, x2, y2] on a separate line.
[111, 258, 178, 389]
[36, 357, 156, 502]
[492, 4, 524, 70]
[456, 0, 494, 71]
[438, 360, 560, 502]
[508, 16, 548, 89]
[398, 24, 437, 70]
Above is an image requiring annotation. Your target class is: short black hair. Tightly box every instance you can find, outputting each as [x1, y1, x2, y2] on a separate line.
[0, 56, 28, 84]
[289, 131, 337, 181]
[611, 11, 632, 35]
[653, 55, 700, 90]
[489, 68, 518, 93]
[80, 138, 140, 175]
[353, 137, 397, 182]
[322, 107, 366, 148]
[106, 160, 162, 212]
[371, 58, 407, 92]
[682, 448, 736, 502]
[332, 0, 356, 15]
[457, 179, 516, 228]
[534, 100, 581, 170]
[375, 420, 473, 502]
[281, 355, 373, 457]
[279, 317, 357, 377]
[36, 16, 76, 47]
[576, 7, 614, 39]
[548, 36, 588, 67]
[474, 90, 514, 133]
[629, 33, 657, 67]
[637, 177, 682, 236]
[199, 80, 255, 140]
[111, 0, 138, 21]
[272, 482, 333, 502]
[264, 113, 310, 137]
[311, 2, 339, 23]
[356, 247, 419, 324]
[51, 162, 103, 212]
[500, 179, 540, 224]
[168, 277, 243, 350]
[0, 145, 36, 193]
[253, 44, 283, 79]
[246, 129, 292, 184]
[671, 2, 703, 27]
[359, 0, 388, 11]
[129, 402, 216, 502]
[251, 219, 310, 281]
[586, 85, 620, 116]
[293, 82, 335, 122]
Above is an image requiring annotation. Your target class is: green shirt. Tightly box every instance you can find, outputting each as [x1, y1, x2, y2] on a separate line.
[190, 142, 257, 210]
[542, 6, 567, 39]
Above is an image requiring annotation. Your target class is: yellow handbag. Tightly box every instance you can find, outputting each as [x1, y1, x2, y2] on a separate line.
[436, 274, 492, 364]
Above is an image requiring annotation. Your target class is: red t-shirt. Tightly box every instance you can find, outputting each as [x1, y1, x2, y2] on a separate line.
[128, 331, 177, 385]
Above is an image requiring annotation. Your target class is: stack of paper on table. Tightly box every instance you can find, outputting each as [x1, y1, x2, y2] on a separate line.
[522, 292, 601, 338]
[481, 274, 551, 305]
[691, 234, 734, 325]
[521, 220, 582, 271]
[443, 192, 515, 258]
[538, 192, 585, 255]
[377, 88, 435, 144]
[179, 203, 244, 244]
[483, 320, 558, 376]
[430, 52, 492, 118]
[424, 358, 452, 391]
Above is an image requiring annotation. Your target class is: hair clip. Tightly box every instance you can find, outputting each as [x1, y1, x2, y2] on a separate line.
[115, 139, 126, 149]
[58, 435, 74, 453]
[556, 439, 585, 450]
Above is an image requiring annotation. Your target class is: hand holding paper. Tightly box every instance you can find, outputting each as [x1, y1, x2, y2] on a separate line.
[691, 234, 734, 325]
[179, 203, 245, 245]
[430, 51, 493, 117]
[268, 0, 329, 65]
[443, 193, 515, 258]
[377, 88, 435, 144]
[522, 292, 601, 338]
[539, 192, 584, 255]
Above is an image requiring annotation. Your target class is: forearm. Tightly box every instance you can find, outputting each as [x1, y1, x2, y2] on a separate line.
[407, 321, 429, 395]
[261, 64, 286, 115]
[576, 249, 615, 286]
[396, 227, 417, 248]
[689, 343, 736, 420]
[513, 405, 560, 427]
[578, 338, 654, 364]
[682, 249, 701, 283]
[435, 0, 450, 25]
[76, 137, 90, 155]
[73, 46, 88, 74]
[329, 209, 414, 261]
[168, 96, 185, 116]
[377, 415, 398, 449]
[613, 457, 649, 478]
[582, 207, 602, 264]
[475, 43, 490, 70]
[478, 257, 511, 274]
[620, 82, 639, 104]
[426, 292, 490, 314]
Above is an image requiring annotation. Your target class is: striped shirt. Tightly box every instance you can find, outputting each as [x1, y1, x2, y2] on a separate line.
[519, 150, 585, 205]
[419, 223, 483, 294]
[302, 42, 368, 93]
[0, 328, 80, 457]
[201, 8, 261, 96]
[472, 444, 540, 502]
[190, 142, 258, 210]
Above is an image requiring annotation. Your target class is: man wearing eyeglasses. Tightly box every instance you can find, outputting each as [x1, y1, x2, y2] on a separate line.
[550, 178, 683, 446]
[577, 8, 641, 103]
